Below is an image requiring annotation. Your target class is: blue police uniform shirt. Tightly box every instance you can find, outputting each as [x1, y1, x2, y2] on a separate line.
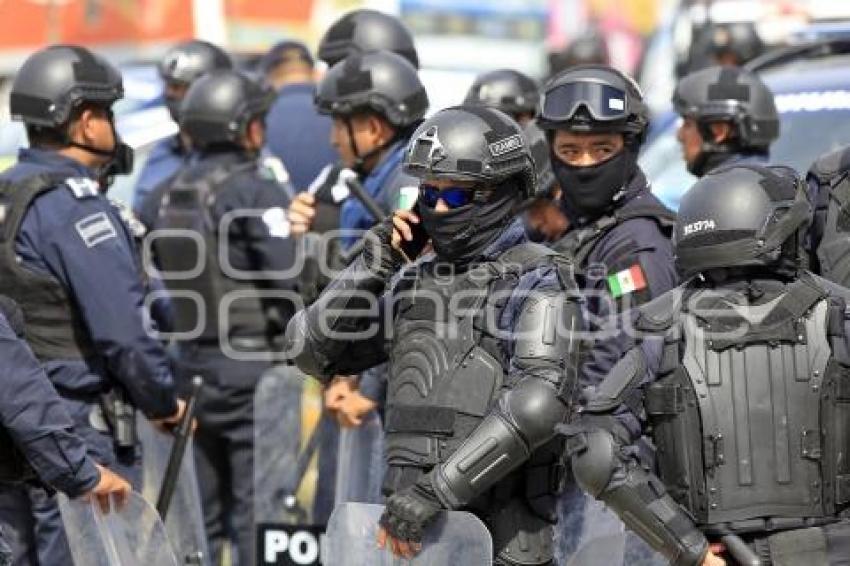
[131, 135, 185, 213]
[0, 310, 100, 497]
[339, 140, 417, 250]
[264, 82, 338, 192]
[559, 169, 678, 387]
[1, 148, 178, 419]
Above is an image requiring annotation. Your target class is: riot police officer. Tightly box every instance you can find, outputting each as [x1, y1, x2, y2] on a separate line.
[287, 51, 429, 457]
[565, 163, 850, 566]
[463, 69, 540, 126]
[0, 296, 132, 566]
[132, 40, 232, 211]
[537, 64, 677, 562]
[286, 106, 582, 565]
[673, 65, 779, 177]
[317, 8, 419, 68]
[0, 44, 183, 565]
[141, 69, 296, 566]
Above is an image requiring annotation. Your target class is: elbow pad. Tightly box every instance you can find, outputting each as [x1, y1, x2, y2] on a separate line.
[569, 428, 708, 566]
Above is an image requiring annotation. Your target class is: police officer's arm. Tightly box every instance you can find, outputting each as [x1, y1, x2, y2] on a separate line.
[568, 336, 709, 566]
[428, 272, 581, 508]
[285, 219, 402, 382]
[581, 219, 678, 386]
[0, 313, 100, 497]
[40, 197, 178, 419]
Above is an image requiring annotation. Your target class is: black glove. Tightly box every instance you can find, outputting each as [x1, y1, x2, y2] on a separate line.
[361, 216, 404, 280]
[379, 477, 443, 544]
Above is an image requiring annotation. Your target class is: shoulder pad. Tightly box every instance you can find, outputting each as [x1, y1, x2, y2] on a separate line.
[64, 177, 100, 199]
[808, 145, 850, 185]
[584, 347, 647, 413]
[108, 197, 147, 238]
[633, 285, 686, 332]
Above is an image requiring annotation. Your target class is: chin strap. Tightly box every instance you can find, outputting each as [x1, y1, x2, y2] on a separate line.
[344, 117, 398, 177]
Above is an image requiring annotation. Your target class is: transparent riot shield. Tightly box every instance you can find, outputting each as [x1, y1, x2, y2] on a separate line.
[563, 497, 627, 566]
[137, 416, 209, 565]
[254, 364, 324, 524]
[58, 491, 180, 566]
[323, 502, 492, 566]
[333, 409, 384, 506]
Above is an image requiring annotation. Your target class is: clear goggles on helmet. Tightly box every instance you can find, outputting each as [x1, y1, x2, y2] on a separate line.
[540, 81, 629, 123]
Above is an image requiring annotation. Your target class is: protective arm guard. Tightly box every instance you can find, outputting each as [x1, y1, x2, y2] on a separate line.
[284, 228, 404, 381]
[569, 428, 709, 566]
[430, 289, 580, 509]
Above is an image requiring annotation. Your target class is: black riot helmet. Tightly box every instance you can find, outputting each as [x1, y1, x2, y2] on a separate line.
[179, 70, 275, 150]
[159, 40, 232, 122]
[673, 65, 779, 177]
[10, 45, 133, 180]
[538, 64, 649, 140]
[403, 106, 535, 263]
[315, 50, 427, 128]
[463, 69, 540, 121]
[11, 45, 123, 128]
[548, 32, 609, 77]
[159, 40, 232, 84]
[674, 164, 811, 279]
[318, 9, 419, 69]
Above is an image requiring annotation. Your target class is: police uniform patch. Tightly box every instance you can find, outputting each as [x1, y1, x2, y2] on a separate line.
[65, 177, 100, 199]
[262, 207, 291, 238]
[75, 212, 117, 248]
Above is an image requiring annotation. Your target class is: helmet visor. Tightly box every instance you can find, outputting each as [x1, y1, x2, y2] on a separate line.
[541, 81, 628, 123]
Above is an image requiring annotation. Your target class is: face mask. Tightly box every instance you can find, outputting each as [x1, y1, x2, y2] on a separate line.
[418, 181, 519, 264]
[552, 146, 638, 220]
[68, 118, 134, 189]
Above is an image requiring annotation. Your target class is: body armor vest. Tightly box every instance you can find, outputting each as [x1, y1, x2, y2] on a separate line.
[382, 243, 571, 499]
[154, 162, 270, 343]
[551, 200, 676, 271]
[0, 174, 95, 361]
[645, 274, 850, 535]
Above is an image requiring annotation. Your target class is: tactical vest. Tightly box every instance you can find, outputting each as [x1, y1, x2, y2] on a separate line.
[383, 243, 574, 506]
[643, 274, 850, 535]
[0, 174, 95, 361]
[154, 162, 270, 343]
[551, 200, 676, 271]
[811, 149, 850, 286]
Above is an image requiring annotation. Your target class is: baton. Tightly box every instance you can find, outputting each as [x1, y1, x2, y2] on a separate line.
[720, 534, 762, 566]
[156, 375, 203, 520]
[280, 414, 326, 511]
[344, 177, 387, 222]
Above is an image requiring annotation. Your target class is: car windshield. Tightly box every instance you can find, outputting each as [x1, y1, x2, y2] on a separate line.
[641, 96, 850, 210]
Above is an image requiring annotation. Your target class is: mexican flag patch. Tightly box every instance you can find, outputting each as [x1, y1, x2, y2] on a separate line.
[607, 265, 647, 298]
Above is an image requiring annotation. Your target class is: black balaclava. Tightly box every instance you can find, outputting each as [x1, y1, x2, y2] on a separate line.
[419, 179, 519, 265]
[552, 143, 639, 222]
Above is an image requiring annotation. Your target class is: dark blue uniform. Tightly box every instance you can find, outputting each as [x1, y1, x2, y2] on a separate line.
[0, 307, 103, 566]
[0, 148, 178, 565]
[550, 169, 676, 563]
[131, 135, 185, 213]
[142, 149, 296, 566]
[264, 82, 338, 192]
